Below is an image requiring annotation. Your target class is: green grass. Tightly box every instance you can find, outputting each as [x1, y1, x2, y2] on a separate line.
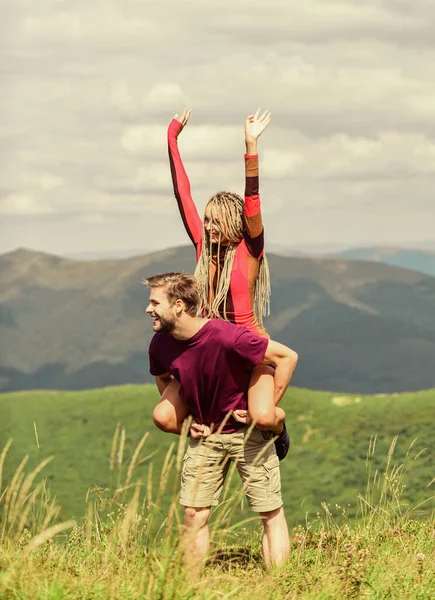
[1, 385, 434, 528]
[1, 519, 434, 599]
[0, 417, 434, 600]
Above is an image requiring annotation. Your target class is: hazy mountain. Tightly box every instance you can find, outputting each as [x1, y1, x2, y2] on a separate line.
[333, 247, 435, 278]
[1, 246, 435, 394]
[65, 249, 149, 260]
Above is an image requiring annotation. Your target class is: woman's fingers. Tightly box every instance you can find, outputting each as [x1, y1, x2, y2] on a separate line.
[260, 109, 271, 124]
[173, 108, 191, 126]
[246, 108, 272, 126]
[181, 108, 191, 125]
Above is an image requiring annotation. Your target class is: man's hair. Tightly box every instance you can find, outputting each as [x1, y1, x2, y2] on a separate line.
[143, 272, 199, 316]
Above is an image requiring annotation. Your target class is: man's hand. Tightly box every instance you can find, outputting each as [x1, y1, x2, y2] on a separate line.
[233, 409, 253, 425]
[173, 108, 191, 131]
[190, 421, 211, 439]
[245, 108, 271, 145]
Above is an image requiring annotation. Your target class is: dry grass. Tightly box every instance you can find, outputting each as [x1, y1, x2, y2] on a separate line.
[0, 430, 434, 600]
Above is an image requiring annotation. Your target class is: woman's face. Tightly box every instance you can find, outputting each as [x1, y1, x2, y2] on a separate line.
[204, 204, 230, 245]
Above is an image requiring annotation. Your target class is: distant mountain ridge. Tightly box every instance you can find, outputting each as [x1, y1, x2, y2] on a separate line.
[1, 246, 435, 393]
[332, 246, 435, 278]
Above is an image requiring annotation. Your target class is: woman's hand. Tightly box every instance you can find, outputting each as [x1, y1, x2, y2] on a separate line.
[174, 108, 191, 131]
[245, 108, 271, 146]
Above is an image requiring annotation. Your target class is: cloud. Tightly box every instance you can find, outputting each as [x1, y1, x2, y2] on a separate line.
[0, 192, 53, 216]
[120, 123, 241, 159]
[1, 0, 434, 253]
[263, 132, 435, 181]
[204, 0, 435, 48]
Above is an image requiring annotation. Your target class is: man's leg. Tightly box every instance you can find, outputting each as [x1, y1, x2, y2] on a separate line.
[179, 434, 229, 574]
[259, 506, 290, 567]
[234, 427, 288, 568]
[181, 506, 211, 576]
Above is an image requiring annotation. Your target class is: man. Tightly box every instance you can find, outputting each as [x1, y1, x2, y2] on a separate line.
[145, 272, 298, 571]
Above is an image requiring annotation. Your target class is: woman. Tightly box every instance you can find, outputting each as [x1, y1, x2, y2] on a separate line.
[154, 108, 289, 458]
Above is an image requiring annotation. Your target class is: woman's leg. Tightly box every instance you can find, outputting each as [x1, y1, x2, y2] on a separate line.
[153, 380, 210, 437]
[153, 379, 190, 434]
[240, 364, 290, 460]
[246, 364, 285, 434]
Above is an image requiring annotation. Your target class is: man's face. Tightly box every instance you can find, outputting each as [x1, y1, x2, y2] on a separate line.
[145, 286, 176, 333]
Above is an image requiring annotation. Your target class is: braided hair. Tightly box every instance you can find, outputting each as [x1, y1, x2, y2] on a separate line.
[194, 191, 271, 326]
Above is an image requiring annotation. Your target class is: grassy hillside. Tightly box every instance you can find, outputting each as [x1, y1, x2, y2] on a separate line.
[1, 385, 434, 527]
[1, 246, 435, 393]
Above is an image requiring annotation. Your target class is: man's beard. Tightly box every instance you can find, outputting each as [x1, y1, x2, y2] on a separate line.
[154, 314, 176, 333]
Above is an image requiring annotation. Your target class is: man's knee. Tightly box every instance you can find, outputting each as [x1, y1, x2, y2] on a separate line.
[184, 506, 211, 529]
[259, 505, 285, 527]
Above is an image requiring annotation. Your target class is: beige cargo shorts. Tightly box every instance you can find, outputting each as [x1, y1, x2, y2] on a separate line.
[179, 425, 282, 513]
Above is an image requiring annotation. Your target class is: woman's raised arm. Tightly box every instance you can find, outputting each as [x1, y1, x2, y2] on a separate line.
[243, 109, 271, 257]
[167, 109, 203, 247]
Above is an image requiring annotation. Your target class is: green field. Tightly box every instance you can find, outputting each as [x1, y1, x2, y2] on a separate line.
[1, 385, 434, 526]
[1, 385, 435, 599]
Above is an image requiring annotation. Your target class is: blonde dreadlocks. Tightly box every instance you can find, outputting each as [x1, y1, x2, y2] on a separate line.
[194, 191, 271, 326]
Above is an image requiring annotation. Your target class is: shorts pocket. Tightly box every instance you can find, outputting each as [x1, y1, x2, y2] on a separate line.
[181, 453, 193, 486]
[244, 426, 267, 444]
[262, 453, 280, 495]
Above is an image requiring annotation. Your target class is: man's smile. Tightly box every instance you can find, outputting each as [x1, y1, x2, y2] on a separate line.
[150, 314, 160, 326]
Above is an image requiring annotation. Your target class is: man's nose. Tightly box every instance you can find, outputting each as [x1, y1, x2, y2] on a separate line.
[145, 304, 152, 313]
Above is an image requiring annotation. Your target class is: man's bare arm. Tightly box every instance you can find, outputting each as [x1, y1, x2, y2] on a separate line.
[262, 341, 298, 405]
[155, 372, 173, 395]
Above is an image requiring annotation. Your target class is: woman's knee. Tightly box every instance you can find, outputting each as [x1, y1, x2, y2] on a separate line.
[253, 363, 275, 378]
[250, 405, 276, 430]
[153, 402, 173, 431]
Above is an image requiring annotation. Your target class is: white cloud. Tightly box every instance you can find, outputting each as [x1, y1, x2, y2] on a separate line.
[0, 193, 53, 215]
[120, 124, 241, 159]
[263, 150, 306, 179]
[263, 133, 435, 180]
[145, 83, 188, 110]
[1, 0, 434, 253]
[24, 13, 82, 37]
[37, 174, 65, 191]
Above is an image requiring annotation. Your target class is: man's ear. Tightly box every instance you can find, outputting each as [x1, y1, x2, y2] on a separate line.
[174, 298, 184, 313]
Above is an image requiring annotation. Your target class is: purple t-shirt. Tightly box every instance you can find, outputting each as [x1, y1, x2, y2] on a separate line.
[149, 319, 268, 433]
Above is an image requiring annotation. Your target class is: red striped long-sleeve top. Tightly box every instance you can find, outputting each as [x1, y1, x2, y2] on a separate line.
[167, 118, 268, 338]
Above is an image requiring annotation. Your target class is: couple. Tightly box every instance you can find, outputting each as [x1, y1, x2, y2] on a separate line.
[145, 109, 298, 571]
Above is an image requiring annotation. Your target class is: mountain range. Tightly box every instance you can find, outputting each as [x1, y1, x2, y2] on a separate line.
[332, 247, 435, 278]
[1, 246, 435, 393]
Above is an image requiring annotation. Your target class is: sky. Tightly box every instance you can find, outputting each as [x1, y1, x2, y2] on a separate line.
[1, 0, 435, 257]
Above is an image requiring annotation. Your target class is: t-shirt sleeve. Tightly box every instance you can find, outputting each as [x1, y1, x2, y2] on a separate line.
[148, 336, 167, 376]
[233, 328, 269, 369]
